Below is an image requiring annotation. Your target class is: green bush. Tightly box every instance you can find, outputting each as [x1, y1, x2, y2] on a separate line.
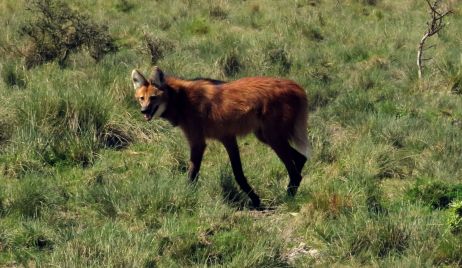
[406, 181, 462, 209]
[447, 200, 462, 234]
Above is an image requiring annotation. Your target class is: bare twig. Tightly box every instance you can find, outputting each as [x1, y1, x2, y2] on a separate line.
[417, 0, 452, 80]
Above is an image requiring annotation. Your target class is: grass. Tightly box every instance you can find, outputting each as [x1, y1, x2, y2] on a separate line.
[1, 0, 462, 266]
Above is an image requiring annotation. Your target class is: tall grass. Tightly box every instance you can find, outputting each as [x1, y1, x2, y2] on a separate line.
[1, 0, 462, 266]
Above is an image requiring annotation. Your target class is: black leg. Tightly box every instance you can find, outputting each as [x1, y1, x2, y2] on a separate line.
[289, 146, 307, 174]
[221, 136, 261, 208]
[188, 142, 206, 182]
[268, 140, 303, 196]
[258, 130, 307, 174]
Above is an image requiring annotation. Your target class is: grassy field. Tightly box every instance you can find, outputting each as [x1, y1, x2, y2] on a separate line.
[1, 0, 462, 266]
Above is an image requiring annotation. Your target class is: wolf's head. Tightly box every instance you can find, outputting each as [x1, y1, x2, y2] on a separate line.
[131, 67, 169, 121]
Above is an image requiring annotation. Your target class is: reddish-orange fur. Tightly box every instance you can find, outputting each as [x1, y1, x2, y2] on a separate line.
[163, 76, 307, 140]
[132, 68, 309, 208]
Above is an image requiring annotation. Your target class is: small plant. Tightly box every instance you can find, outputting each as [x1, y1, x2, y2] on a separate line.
[447, 200, 462, 234]
[20, 0, 117, 68]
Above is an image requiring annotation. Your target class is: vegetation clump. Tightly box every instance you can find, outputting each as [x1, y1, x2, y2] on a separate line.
[142, 35, 174, 65]
[114, 0, 134, 13]
[447, 200, 462, 234]
[406, 181, 462, 209]
[1, 63, 26, 88]
[267, 47, 291, 75]
[20, 0, 117, 68]
[209, 5, 228, 20]
[220, 49, 241, 77]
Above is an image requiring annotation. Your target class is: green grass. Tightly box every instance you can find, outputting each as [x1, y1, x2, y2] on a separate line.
[1, 0, 462, 266]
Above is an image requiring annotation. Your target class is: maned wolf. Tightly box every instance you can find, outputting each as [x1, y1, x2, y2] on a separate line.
[132, 67, 310, 208]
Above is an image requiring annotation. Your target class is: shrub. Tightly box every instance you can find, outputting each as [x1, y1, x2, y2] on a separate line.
[20, 0, 117, 68]
[406, 181, 462, 209]
[447, 200, 462, 234]
[142, 35, 174, 65]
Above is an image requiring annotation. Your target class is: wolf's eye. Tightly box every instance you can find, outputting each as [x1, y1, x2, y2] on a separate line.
[140, 96, 145, 101]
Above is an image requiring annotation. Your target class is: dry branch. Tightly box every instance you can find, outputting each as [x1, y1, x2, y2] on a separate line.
[417, 0, 452, 80]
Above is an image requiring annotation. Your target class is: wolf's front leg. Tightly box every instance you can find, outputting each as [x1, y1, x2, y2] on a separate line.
[188, 142, 206, 182]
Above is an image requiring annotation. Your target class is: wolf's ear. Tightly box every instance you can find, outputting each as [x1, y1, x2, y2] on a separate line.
[131, 69, 148, 90]
[150, 66, 165, 89]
